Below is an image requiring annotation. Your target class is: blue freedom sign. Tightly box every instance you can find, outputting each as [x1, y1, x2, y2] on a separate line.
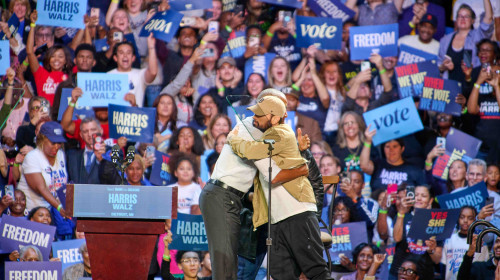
[296, 16, 342, 50]
[57, 88, 95, 121]
[5, 261, 62, 280]
[0, 40, 10, 75]
[52, 239, 86, 272]
[437, 182, 489, 213]
[108, 104, 156, 143]
[350, 24, 399, 60]
[407, 208, 461, 241]
[169, 0, 212, 11]
[398, 44, 438, 65]
[77, 72, 130, 107]
[170, 213, 208, 251]
[259, 0, 302, 8]
[139, 10, 183, 43]
[308, 0, 355, 22]
[395, 60, 440, 99]
[420, 77, 462, 116]
[244, 53, 276, 84]
[363, 97, 424, 146]
[36, 0, 87, 29]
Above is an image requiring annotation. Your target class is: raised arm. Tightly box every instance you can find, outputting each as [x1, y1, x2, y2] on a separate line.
[483, 0, 493, 25]
[145, 34, 158, 84]
[105, 0, 120, 27]
[60, 87, 82, 135]
[309, 57, 330, 109]
[26, 11, 40, 74]
[345, 0, 359, 21]
[360, 125, 376, 175]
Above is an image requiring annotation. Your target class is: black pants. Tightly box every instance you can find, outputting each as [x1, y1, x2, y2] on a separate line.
[269, 211, 330, 280]
[199, 182, 242, 280]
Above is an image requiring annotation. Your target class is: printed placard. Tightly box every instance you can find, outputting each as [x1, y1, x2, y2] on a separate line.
[36, 0, 87, 29]
[0, 214, 56, 260]
[436, 182, 489, 213]
[139, 10, 184, 43]
[76, 72, 130, 107]
[420, 77, 462, 116]
[168, 0, 213, 11]
[308, 0, 355, 22]
[57, 88, 95, 121]
[0, 40, 10, 75]
[350, 24, 399, 60]
[398, 44, 438, 65]
[0, 15, 20, 40]
[150, 150, 175, 186]
[5, 261, 62, 280]
[408, 208, 461, 241]
[244, 53, 276, 84]
[395, 60, 440, 99]
[221, 30, 246, 59]
[328, 222, 367, 263]
[258, 0, 302, 9]
[295, 16, 342, 50]
[376, 244, 396, 280]
[52, 239, 86, 272]
[108, 104, 156, 143]
[170, 213, 208, 251]
[362, 97, 424, 146]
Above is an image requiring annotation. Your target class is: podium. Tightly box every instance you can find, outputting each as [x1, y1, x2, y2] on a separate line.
[66, 184, 178, 280]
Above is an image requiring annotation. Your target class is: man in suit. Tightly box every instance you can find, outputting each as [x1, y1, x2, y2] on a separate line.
[66, 117, 106, 184]
[285, 90, 323, 142]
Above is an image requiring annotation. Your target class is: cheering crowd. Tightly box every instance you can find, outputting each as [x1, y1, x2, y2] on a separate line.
[0, 0, 500, 279]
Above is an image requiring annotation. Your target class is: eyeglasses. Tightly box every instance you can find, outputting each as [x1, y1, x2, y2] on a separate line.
[457, 15, 472, 20]
[181, 258, 200, 264]
[468, 173, 483, 179]
[398, 267, 417, 276]
[334, 208, 348, 214]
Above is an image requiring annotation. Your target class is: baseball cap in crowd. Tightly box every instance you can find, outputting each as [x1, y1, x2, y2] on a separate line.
[248, 96, 286, 118]
[420, 13, 437, 28]
[284, 89, 300, 100]
[217, 57, 236, 68]
[40, 121, 67, 143]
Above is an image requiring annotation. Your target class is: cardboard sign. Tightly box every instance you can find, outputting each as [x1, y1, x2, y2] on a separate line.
[168, 0, 212, 11]
[76, 72, 130, 107]
[244, 53, 276, 84]
[221, 31, 246, 59]
[0, 15, 20, 40]
[52, 239, 86, 272]
[150, 150, 175, 186]
[398, 44, 438, 65]
[258, 0, 302, 8]
[308, 0, 355, 22]
[108, 104, 156, 143]
[350, 24, 399, 60]
[5, 261, 62, 280]
[139, 10, 184, 43]
[170, 213, 208, 251]
[420, 77, 462, 116]
[362, 97, 424, 146]
[295, 16, 342, 50]
[36, 0, 87, 29]
[57, 88, 95, 121]
[432, 127, 482, 180]
[328, 222, 367, 263]
[0, 214, 56, 260]
[407, 208, 461, 241]
[437, 182, 489, 213]
[0, 40, 10, 75]
[395, 60, 440, 99]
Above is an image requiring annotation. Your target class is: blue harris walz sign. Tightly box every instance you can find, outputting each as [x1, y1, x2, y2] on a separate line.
[108, 104, 156, 143]
[295, 16, 342, 50]
[170, 213, 208, 251]
[436, 182, 489, 213]
[350, 24, 398, 60]
[0, 40, 10, 75]
[36, 0, 87, 29]
[308, 0, 355, 22]
[77, 72, 130, 107]
[139, 10, 184, 43]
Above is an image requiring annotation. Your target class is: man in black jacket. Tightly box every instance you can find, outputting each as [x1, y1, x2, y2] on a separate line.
[458, 234, 500, 280]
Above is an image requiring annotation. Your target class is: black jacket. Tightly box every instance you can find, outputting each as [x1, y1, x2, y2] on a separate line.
[458, 254, 496, 280]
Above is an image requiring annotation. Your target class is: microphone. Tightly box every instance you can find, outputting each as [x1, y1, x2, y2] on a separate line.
[111, 145, 120, 164]
[125, 146, 135, 164]
[263, 139, 275, 144]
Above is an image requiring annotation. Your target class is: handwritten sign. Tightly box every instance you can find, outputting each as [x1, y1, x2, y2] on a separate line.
[308, 0, 355, 22]
[36, 0, 87, 29]
[437, 182, 489, 213]
[0, 214, 56, 260]
[108, 104, 156, 143]
[150, 150, 175, 186]
[244, 53, 276, 84]
[5, 261, 62, 280]
[139, 10, 183, 43]
[398, 44, 438, 65]
[295, 16, 342, 50]
[420, 77, 462, 116]
[170, 213, 208, 251]
[363, 97, 424, 146]
[52, 239, 86, 272]
[408, 208, 461, 241]
[350, 24, 399, 60]
[77, 73, 129, 107]
[395, 60, 439, 99]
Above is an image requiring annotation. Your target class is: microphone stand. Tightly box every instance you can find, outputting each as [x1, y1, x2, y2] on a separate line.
[263, 139, 275, 280]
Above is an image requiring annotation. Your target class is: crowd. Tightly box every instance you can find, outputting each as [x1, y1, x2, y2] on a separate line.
[0, 0, 499, 279]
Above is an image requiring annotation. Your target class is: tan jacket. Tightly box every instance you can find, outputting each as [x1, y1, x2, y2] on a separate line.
[229, 124, 316, 228]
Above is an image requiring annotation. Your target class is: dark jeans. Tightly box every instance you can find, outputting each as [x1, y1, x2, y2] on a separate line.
[199, 182, 242, 280]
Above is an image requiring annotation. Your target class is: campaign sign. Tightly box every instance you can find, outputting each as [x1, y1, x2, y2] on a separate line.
[108, 104, 156, 143]
[437, 182, 489, 213]
[0, 40, 10, 75]
[221, 31, 246, 59]
[168, 0, 212, 11]
[398, 44, 438, 65]
[150, 150, 175, 186]
[244, 53, 276, 84]
[139, 10, 184, 43]
[295, 16, 342, 50]
[5, 261, 62, 280]
[432, 127, 482, 180]
[0, 214, 56, 260]
[170, 213, 208, 251]
[328, 222, 367, 263]
[77, 72, 129, 107]
[227, 105, 250, 128]
[56, 184, 67, 210]
[395, 60, 439, 99]
[57, 88, 95, 121]
[258, 0, 302, 9]
[363, 97, 424, 146]
[0, 15, 20, 40]
[376, 244, 396, 280]
[308, 0, 355, 22]
[36, 0, 87, 29]
[420, 77, 462, 116]
[408, 208, 461, 241]
[350, 24, 398, 60]
[52, 239, 86, 272]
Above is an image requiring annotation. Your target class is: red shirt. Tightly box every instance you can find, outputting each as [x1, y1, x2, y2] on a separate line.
[66, 119, 110, 149]
[33, 67, 68, 105]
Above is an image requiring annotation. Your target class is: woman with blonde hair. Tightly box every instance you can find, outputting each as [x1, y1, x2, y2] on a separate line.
[202, 114, 231, 150]
[267, 56, 292, 91]
[332, 111, 370, 171]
